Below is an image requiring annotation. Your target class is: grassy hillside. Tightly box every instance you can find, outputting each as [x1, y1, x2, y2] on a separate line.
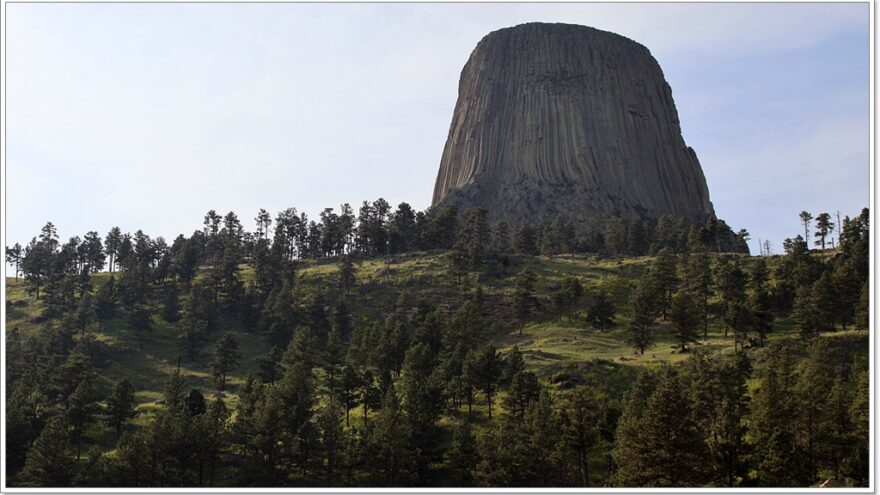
[6, 249, 866, 457]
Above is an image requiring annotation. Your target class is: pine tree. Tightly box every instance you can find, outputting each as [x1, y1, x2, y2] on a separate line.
[81, 231, 106, 273]
[260, 282, 298, 347]
[702, 352, 752, 487]
[716, 257, 749, 345]
[823, 376, 852, 479]
[323, 329, 344, 399]
[388, 202, 418, 254]
[561, 387, 600, 486]
[561, 276, 584, 319]
[460, 349, 481, 420]
[627, 278, 657, 354]
[669, 288, 701, 352]
[585, 289, 616, 331]
[6, 242, 23, 280]
[502, 345, 525, 385]
[626, 219, 648, 255]
[491, 221, 511, 253]
[21, 224, 60, 300]
[502, 370, 540, 421]
[747, 258, 774, 344]
[458, 207, 490, 269]
[317, 399, 348, 486]
[551, 286, 567, 323]
[211, 333, 240, 390]
[104, 227, 123, 273]
[255, 208, 272, 241]
[6, 379, 46, 475]
[794, 343, 834, 482]
[799, 211, 813, 248]
[757, 429, 804, 486]
[105, 379, 138, 440]
[231, 379, 284, 485]
[73, 292, 95, 338]
[522, 391, 571, 486]
[750, 345, 811, 486]
[445, 420, 478, 485]
[649, 248, 678, 320]
[367, 386, 416, 486]
[444, 300, 486, 352]
[339, 365, 362, 427]
[50, 345, 95, 405]
[449, 243, 469, 284]
[257, 346, 284, 383]
[161, 283, 181, 323]
[197, 397, 230, 487]
[624, 369, 707, 486]
[305, 293, 331, 343]
[187, 389, 207, 416]
[175, 237, 200, 287]
[514, 225, 539, 255]
[854, 281, 869, 329]
[682, 249, 713, 339]
[475, 345, 502, 419]
[338, 255, 357, 294]
[810, 271, 837, 331]
[277, 328, 318, 472]
[513, 268, 537, 335]
[66, 380, 101, 459]
[845, 367, 869, 485]
[399, 343, 443, 478]
[831, 259, 861, 329]
[332, 300, 352, 340]
[178, 305, 208, 362]
[604, 218, 628, 255]
[793, 285, 820, 340]
[814, 213, 834, 250]
[19, 418, 77, 487]
[359, 369, 382, 427]
[612, 370, 658, 486]
[475, 392, 570, 487]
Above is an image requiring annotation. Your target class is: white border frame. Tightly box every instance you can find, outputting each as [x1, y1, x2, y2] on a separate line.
[0, 0, 874, 493]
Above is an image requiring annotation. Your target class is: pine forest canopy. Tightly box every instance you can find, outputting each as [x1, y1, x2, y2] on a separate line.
[4, 201, 869, 488]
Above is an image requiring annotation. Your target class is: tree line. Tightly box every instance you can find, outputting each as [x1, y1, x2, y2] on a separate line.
[5, 199, 749, 285]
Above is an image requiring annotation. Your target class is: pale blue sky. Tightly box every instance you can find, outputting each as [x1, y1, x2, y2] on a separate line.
[5, 3, 869, 256]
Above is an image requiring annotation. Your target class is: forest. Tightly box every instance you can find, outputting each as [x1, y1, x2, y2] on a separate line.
[4, 201, 870, 487]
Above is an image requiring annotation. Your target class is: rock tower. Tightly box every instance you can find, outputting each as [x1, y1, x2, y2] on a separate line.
[432, 23, 715, 227]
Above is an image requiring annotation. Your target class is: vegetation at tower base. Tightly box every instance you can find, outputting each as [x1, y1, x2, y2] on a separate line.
[4, 204, 869, 487]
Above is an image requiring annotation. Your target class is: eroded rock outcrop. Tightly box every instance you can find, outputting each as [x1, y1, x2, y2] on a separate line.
[432, 23, 715, 227]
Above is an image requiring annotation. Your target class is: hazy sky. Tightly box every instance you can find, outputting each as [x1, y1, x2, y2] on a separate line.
[5, 3, 870, 257]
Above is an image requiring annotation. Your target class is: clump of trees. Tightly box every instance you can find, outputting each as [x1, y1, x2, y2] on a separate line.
[621, 208, 868, 356]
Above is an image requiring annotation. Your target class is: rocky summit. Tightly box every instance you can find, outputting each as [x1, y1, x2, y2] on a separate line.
[432, 22, 715, 228]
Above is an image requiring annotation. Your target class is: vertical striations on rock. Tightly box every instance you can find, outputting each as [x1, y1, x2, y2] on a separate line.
[432, 22, 715, 228]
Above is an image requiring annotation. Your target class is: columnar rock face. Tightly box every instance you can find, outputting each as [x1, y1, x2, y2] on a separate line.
[432, 22, 715, 227]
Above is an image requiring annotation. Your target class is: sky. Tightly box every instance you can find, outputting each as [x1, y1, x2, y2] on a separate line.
[5, 2, 870, 257]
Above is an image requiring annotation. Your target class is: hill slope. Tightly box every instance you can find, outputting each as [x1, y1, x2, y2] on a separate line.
[5, 250, 863, 430]
[5, 244, 869, 487]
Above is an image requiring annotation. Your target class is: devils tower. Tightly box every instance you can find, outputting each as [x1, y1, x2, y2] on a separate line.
[432, 23, 715, 227]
